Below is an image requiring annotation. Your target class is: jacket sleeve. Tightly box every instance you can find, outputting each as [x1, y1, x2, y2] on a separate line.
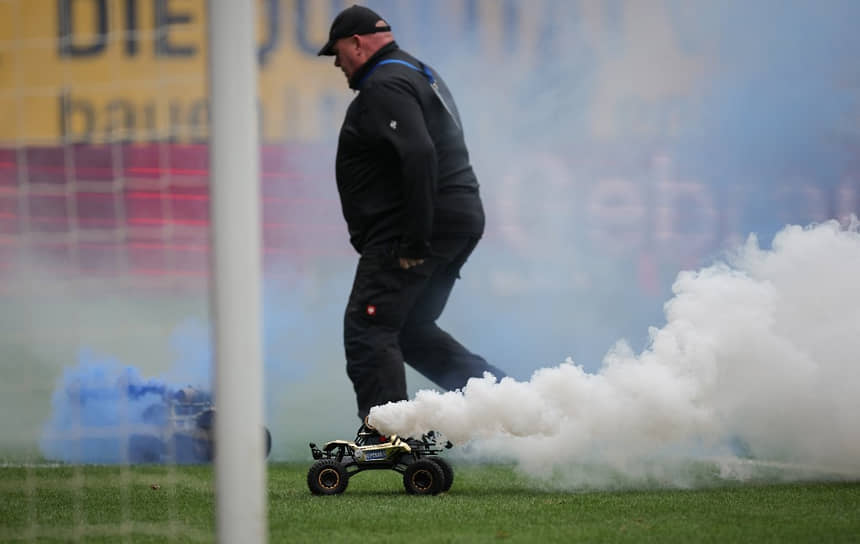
[360, 81, 437, 259]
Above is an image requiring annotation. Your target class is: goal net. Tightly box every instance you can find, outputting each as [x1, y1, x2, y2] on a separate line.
[0, 0, 349, 541]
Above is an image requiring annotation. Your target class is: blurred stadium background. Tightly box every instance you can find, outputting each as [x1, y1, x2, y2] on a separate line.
[1, 0, 858, 464]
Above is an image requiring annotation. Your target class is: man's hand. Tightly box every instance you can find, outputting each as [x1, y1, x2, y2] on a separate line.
[398, 257, 424, 269]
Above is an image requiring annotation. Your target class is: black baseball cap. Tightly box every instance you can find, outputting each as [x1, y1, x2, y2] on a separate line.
[317, 5, 391, 56]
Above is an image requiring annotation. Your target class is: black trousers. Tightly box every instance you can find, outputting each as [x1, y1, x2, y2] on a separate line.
[344, 236, 505, 420]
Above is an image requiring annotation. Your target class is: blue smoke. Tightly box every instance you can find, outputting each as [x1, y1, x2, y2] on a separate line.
[40, 349, 170, 464]
[39, 283, 318, 464]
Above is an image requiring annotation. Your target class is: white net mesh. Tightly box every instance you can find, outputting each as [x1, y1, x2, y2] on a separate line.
[0, 0, 356, 538]
[3, 1, 223, 540]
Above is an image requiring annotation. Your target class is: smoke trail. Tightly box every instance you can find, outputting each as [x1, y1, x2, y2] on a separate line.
[369, 220, 860, 484]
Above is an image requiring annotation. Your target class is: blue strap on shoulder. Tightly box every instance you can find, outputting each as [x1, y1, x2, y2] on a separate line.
[357, 58, 460, 130]
[357, 59, 434, 87]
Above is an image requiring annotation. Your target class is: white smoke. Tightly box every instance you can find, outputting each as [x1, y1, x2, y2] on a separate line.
[369, 219, 860, 484]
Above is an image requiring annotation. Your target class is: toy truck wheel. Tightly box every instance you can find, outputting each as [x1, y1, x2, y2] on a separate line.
[403, 459, 445, 495]
[196, 409, 215, 430]
[307, 459, 348, 495]
[192, 437, 213, 462]
[129, 434, 163, 464]
[429, 456, 454, 492]
[196, 415, 271, 460]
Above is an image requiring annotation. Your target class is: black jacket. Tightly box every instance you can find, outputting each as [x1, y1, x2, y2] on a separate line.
[335, 42, 484, 259]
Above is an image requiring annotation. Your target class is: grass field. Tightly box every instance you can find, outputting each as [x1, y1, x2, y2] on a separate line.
[2, 290, 859, 542]
[0, 463, 857, 543]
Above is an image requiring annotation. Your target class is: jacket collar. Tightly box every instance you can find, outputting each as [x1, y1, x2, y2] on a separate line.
[348, 41, 400, 90]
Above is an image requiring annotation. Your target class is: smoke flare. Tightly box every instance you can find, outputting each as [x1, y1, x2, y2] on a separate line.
[369, 220, 860, 482]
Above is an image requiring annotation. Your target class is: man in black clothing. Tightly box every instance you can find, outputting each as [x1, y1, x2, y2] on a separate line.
[319, 5, 506, 426]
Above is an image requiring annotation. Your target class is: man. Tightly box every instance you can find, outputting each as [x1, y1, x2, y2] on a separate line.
[319, 5, 506, 434]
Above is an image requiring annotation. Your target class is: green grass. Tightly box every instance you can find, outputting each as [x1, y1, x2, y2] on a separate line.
[0, 464, 857, 543]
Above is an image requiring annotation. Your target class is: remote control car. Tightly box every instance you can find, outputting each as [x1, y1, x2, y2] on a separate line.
[129, 386, 272, 464]
[307, 427, 454, 495]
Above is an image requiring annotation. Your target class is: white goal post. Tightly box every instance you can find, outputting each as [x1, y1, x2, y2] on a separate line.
[207, 1, 267, 543]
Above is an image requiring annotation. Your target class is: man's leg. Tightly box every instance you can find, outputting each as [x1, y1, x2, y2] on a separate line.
[344, 251, 439, 420]
[400, 237, 506, 390]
